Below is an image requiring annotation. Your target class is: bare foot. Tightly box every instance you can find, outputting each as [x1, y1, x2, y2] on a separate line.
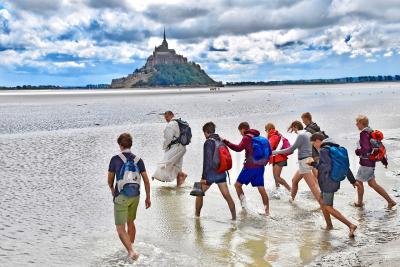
[387, 201, 397, 209]
[325, 225, 333, 231]
[264, 205, 270, 216]
[349, 224, 357, 238]
[354, 202, 364, 208]
[128, 250, 139, 261]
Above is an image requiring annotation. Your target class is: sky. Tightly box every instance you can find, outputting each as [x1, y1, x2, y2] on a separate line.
[0, 0, 399, 86]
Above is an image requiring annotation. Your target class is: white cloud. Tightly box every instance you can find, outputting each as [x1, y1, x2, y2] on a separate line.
[0, 0, 399, 77]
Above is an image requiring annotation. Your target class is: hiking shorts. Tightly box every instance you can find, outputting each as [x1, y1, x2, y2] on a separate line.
[114, 194, 140, 225]
[298, 157, 313, 174]
[273, 160, 287, 167]
[237, 167, 265, 187]
[356, 166, 375, 182]
[321, 192, 334, 206]
[205, 174, 227, 186]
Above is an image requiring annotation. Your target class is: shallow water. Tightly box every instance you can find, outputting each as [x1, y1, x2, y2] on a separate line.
[0, 84, 400, 266]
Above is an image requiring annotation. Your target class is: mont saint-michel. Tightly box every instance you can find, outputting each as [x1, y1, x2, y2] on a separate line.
[111, 30, 219, 88]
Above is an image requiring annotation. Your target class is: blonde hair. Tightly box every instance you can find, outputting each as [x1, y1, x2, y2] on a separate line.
[356, 115, 369, 127]
[265, 123, 275, 132]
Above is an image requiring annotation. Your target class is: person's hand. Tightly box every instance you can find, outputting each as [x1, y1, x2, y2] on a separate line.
[145, 197, 151, 209]
[200, 179, 207, 184]
[306, 158, 314, 166]
[110, 187, 115, 197]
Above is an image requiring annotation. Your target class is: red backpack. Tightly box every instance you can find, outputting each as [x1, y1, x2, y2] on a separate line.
[211, 138, 232, 173]
[369, 130, 387, 162]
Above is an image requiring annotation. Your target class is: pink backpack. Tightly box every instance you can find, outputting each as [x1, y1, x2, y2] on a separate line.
[278, 134, 292, 155]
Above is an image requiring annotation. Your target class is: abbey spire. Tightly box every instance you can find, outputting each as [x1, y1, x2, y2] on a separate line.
[161, 27, 168, 48]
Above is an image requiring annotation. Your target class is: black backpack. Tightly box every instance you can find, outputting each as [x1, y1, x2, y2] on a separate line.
[168, 119, 192, 148]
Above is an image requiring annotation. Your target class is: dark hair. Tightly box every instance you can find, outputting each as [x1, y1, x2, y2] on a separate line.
[301, 112, 312, 121]
[310, 132, 326, 142]
[164, 110, 174, 116]
[117, 133, 133, 149]
[238, 122, 250, 130]
[287, 120, 304, 132]
[202, 121, 216, 134]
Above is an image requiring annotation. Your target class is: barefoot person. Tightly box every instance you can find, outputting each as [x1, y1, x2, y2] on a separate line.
[354, 115, 397, 209]
[108, 133, 151, 260]
[302, 112, 328, 178]
[153, 111, 189, 186]
[308, 133, 360, 237]
[195, 122, 236, 220]
[223, 122, 270, 215]
[265, 123, 291, 192]
[273, 121, 321, 202]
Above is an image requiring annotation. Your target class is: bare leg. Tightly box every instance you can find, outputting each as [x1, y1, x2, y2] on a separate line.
[273, 165, 291, 192]
[195, 184, 210, 217]
[234, 181, 246, 208]
[127, 220, 136, 243]
[368, 178, 397, 209]
[218, 183, 237, 220]
[324, 205, 357, 237]
[303, 172, 322, 204]
[257, 186, 270, 215]
[321, 206, 333, 230]
[355, 181, 364, 207]
[116, 224, 139, 260]
[291, 170, 303, 201]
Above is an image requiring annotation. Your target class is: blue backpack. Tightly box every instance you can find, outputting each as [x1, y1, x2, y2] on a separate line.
[251, 136, 272, 165]
[116, 154, 141, 197]
[328, 146, 350, 182]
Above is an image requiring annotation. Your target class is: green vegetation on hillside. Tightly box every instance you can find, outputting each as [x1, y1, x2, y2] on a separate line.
[145, 63, 217, 87]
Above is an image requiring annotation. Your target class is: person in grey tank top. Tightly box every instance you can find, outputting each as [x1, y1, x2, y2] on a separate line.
[273, 121, 321, 203]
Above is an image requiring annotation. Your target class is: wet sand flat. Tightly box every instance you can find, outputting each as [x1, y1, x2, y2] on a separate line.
[0, 83, 399, 266]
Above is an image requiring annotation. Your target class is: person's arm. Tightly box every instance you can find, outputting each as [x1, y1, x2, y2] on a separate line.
[273, 134, 300, 155]
[223, 136, 249, 152]
[316, 148, 331, 180]
[381, 157, 388, 167]
[108, 171, 115, 197]
[355, 132, 371, 156]
[202, 140, 214, 180]
[141, 171, 151, 209]
[163, 124, 175, 150]
[346, 168, 356, 184]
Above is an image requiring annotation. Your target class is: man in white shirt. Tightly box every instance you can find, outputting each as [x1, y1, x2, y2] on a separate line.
[152, 111, 187, 186]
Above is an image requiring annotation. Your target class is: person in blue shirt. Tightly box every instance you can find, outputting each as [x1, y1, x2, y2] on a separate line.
[108, 133, 151, 260]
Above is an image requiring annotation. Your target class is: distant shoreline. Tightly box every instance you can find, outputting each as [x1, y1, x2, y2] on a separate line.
[1, 74, 399, 91]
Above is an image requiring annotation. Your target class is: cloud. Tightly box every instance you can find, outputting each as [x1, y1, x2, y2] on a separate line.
[9, 0, 63, 13]
[144, 5, 209, 24]
[1, 0, 400, 84]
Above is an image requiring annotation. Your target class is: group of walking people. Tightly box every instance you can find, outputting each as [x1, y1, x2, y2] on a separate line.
[107, 111, 397, 260]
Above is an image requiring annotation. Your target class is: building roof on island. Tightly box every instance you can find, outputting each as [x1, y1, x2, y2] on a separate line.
[155, 27, 175, 54]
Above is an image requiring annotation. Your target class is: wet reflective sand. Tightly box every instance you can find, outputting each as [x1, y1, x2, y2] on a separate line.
[0, 84, 399, 266]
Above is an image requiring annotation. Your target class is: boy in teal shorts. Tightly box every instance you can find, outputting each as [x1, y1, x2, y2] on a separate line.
[108, 133, 151, 260]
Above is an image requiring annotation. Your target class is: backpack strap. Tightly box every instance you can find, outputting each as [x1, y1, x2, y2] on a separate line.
[118, 153, 127, 163]
[133, 156, 141, 164]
